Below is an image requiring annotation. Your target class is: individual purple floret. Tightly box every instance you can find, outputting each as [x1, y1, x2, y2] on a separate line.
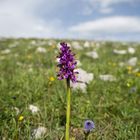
[57, 42, 78, 82]
[84, 120, 95, 133]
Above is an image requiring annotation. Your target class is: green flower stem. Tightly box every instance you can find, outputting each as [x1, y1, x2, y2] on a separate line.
[66, 78, 71, 140]
[85, 134, 88, 140]
[84, 132, 89, 140]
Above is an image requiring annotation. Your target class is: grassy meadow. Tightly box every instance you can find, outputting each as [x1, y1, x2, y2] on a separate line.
[0, 38, 140, 140]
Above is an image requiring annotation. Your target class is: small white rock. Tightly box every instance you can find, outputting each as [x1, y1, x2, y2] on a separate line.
[30, 40, 36, 45]
[36, 47, 46, 53]
[71, 41, 82, 50]
[71, 68, 94, 92]
[128, 47, 135, 54]
[29, 105, 39, 114]
[1, 49, 11, 54]
[76, 68, 94, 83]
[86, 51, 99, 59]
[32, 127, 47, 139]
[84, 41, 90, 48]
[113, 49, 127, 55]
[99, 74, 116, 81]
[71, 82, 87, 93]
[127, 57, 137, 66]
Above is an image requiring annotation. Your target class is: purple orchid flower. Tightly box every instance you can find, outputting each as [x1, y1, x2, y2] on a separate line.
[57, 42, 78, 82]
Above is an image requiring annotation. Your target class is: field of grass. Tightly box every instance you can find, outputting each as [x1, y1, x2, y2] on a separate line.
[0, 38, 140, 140]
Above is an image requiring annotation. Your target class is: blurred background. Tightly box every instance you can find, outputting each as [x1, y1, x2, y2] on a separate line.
[0, 0, 140, 42]
[1, 1, 140, 139]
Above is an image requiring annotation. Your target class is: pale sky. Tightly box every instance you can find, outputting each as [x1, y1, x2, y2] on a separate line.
[0, 0, 140, 41]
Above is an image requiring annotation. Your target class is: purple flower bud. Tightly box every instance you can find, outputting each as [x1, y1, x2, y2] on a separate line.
[57, 42, 78, 82]
[84, 120, 95, 133]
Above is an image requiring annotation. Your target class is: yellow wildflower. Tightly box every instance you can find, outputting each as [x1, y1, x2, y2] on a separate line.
[18, 115, 24, 121]
[49, 76, 55, 82]
[127, 66, 133, 74]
